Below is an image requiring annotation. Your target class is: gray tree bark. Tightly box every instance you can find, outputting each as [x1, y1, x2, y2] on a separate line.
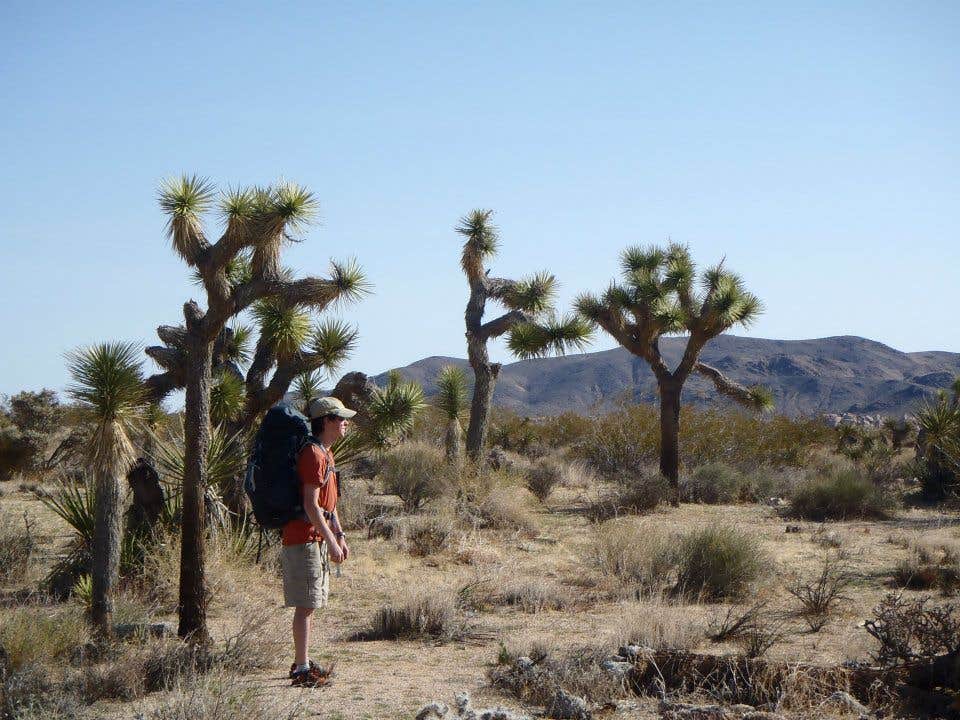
[89, 469, 123, 638]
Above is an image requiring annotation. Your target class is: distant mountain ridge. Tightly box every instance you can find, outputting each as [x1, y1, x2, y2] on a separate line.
[373, 336, 960, 417]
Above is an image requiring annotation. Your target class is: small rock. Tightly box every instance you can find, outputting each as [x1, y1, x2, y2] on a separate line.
[617, 644, 649, 660]
[416, 702, 450, 720]
[600, 659, 632, 678]
[550, 689, 591, 720]
[824, 691, 870, 715]
[515, 656, 534, 672]
[784, 525, 801, 533]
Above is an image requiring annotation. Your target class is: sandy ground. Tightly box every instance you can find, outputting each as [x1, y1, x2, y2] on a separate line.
[3, 482, 958, 719]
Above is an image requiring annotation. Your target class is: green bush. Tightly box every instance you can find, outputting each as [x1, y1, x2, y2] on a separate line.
[680, 463, 745, 504]
[379, 442, 450, 512]
[673, 524, 768, 601]
[788, 469, 895, 521]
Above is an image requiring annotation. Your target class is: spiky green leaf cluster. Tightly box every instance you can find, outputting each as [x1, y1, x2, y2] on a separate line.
[210, 372, 246, 426]
[293, 371, 324, 412]
[310, 319, 359, 372]
[251, 299, 311, 357]
[503, 271, 558, 314]
[507, 314, 594, 360]
[151, 419, 249, 495]
[747, 385, 775, 412]
[158, 175, 215, 261]
[457, 209, 499, 277]
[365, 375, 427, 448]
[328, 258, 372, 306]
[435, 365, 469, 421]
[224, 323, 254, 366]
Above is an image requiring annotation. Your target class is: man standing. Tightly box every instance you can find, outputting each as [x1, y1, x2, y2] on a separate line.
[282, 396, 354, 687]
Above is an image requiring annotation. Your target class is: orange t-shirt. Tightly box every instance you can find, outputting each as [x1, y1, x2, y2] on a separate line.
[281, 443, 339, 546]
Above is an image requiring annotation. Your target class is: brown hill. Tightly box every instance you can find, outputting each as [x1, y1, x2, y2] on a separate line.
[375, 335, 960, 417]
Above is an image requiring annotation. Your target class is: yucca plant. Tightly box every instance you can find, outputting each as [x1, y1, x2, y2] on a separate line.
[915, 388, 960, 499]
[65, 341, 148, 636]
[456, 209, 592, 460]
[575, 244, 771, 504]
[145, 176, 370, 642]
[435, 365, 469, 462]
[292, 370, 324, 414]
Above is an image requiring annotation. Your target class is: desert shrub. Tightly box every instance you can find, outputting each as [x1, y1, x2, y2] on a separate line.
[1, 663, 84, 720]
[707, 599, 770, 642]
[0, 605, 89, 672]
[586, 472, 670, 520]
[787, 468, 895, 521]
[576, 403, 832, 475]
[0, 425, 31, 481]
[673, 524, 768, 601]
[472, 486, 539, 535]
[0, 513, 36, 584]
[356, 590, 468, 642]
[498, 579, 569, 613]
[402, 514, 455, 557]
[680, 463, 745, 504]
[786, 555, 854, 631]
[379, 442, 450, 512]
[893, 542, 960, 594]
[335, 480, 379, 531]
[865, 594, 960, 666]
[525, 458, 564, 502]
[587, 518, 674, 593]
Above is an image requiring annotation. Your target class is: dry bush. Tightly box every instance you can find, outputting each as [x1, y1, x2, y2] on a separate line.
[865, 593, 960, 666]
[586, 472, 670, 521]
[679, 462, 745, 504]
[706, 599, 770, 642]
[893, 541, 960, 594]
[1, 663, 84, 720]
[0, 512, 36, 584]
[471, 485, 539, 536]
[146, 672, 303, 720]
[379, 442, 451, 512]
[737, 620, 785, 659]
[673, 524, 769, 601]
[787, 468, 894, 521]
[618, 602, 701, 652]
[355, 589, 470, 642]
[586, 517, 674, 594]
[786, 555, 855, 631]
[0, 605, 89, 672]
[335, 480, 379, 531]
[453, 529, 499, 565]
[525, 458, 564, 502]
[401, 513, 456, 557]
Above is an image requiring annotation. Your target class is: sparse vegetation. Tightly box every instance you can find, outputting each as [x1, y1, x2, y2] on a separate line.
[586, 472, 671, 520]
[525, 457, 564, 502]
[0, 512, 35, 584]
[673, 524, 768, 601]
[786, 555, 855, 631]
[680, 462, 745, 504]
[357, 590, 469, 642]
[379, 442, 450, 512]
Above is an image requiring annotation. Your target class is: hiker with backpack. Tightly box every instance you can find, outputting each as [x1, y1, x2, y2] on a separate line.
[245, 396, 355, 688]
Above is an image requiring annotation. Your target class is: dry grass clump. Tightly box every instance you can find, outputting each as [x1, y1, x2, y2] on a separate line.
[787, 468, 895, 521]
[335, 480, 380, 531]
[893, 540, 960, 593]
[0, 512, 36, 584]
[0, 604, 89, 672]
[497, 578, 570, 613]
[379, 442, 451, 512]
[355, 589, 470, 642]
[401, 513, 456, 557]
[586, 472, 670, 521]
[586, 517, 674, 594]
[146, 673, 303, 720]
[617, 602, 702, 652]
[673, 524, 769, 601]
[471, 485, 539, 536]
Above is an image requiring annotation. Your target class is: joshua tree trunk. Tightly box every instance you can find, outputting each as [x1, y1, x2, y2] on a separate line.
[658, 380, 683, 507]
[90, 468, 123, 637]
[179, 339, 212, 644]
[445, 418, 464, 463]
[465, 333, 499, 461]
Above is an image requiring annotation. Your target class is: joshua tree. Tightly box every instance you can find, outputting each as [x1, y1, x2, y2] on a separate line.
[435, 365, 469, 462]
[456, 210, 592, 460]
[148, 176, 368, 643]
[574, 244, 771, 504]
[65, 341, 147, 637]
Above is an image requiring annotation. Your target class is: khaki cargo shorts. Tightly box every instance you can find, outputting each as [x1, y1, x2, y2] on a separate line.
[281, 541, 329, 609]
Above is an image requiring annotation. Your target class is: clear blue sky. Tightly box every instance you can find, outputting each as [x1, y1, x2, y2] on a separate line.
[1, 1, 957, 399]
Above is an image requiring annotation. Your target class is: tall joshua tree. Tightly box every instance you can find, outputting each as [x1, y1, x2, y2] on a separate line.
[435, 365, 469, 462]
[457, 210, 592, 461]
[66, 342, 147, 637]
[151, 176, 368, 643]
[574, 244, 772, 504]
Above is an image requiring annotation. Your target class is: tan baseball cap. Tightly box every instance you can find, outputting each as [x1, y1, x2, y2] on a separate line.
[306, 396, 357, 420]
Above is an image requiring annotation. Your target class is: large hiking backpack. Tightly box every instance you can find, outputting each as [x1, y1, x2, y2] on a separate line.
[245, 404, 315, 528]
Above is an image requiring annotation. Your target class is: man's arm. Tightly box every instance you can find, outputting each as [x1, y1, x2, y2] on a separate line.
[303, 484, 343, 562]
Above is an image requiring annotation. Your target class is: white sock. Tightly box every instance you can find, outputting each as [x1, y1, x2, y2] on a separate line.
[296, 662, 310, 673]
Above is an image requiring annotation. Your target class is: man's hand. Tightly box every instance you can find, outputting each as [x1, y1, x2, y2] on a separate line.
[338, 536, 350, 562]
[328, 542, 344, 564]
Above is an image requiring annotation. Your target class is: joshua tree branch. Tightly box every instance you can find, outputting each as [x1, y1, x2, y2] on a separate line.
[479, 310, 530, 340]
[485, 276, 517, 300]
[695, 362, 765, 409]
